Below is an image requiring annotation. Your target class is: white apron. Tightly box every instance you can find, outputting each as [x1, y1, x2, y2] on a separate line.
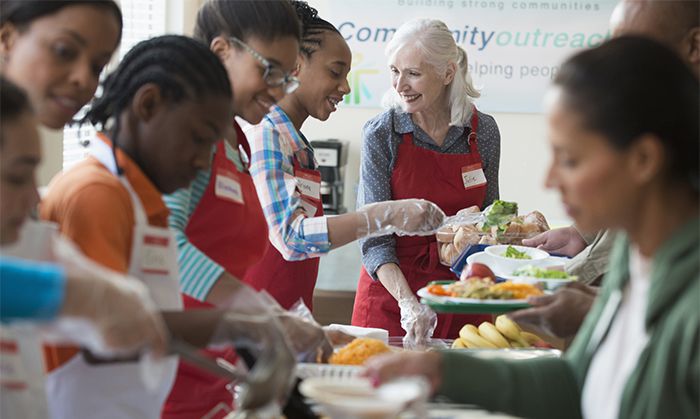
[45, 140, 182, 419]
[0, 220, 62, 419]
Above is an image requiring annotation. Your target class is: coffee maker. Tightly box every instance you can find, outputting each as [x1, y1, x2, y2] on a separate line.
[310, 139, 348, 214]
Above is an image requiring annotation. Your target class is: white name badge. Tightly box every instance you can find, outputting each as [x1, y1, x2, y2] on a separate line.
[295, 171, 321, 200]
[300, 198, 318, 217]
[141, 235, 171, 275]
[461, 163, 487, 190]
[0, 336, 27, 390]
[215, 170, 244, 205]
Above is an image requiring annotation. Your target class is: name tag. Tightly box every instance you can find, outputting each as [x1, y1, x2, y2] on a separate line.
[461, 163, 487, 190]
[295, 170, 321, 200]
[300, 198, 318, 217]
[0, 337, 27, 390]
[215, 169, 244, 204]
[141, 235, 170, 275]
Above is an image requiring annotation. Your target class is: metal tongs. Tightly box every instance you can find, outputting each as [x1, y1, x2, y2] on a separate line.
[169, 338, 244, 382]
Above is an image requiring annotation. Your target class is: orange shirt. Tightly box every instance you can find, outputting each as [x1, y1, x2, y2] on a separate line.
[40, 134, 170, 371]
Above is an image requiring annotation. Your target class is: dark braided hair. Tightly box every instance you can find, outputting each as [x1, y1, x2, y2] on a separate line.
[82, 35, 232, 174]
[0, 0, 122, 43]
[291, 1, 340, 58]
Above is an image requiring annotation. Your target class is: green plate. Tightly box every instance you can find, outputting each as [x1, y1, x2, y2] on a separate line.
[418, 281, 531, 314]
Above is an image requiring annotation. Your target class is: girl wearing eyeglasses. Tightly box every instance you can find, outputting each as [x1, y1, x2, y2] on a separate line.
[161, 1, 328, 418]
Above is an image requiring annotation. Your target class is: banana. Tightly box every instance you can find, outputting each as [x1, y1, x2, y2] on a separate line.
[521, 332, 543, 345]
[495, 315, 528, 347]
[452, 338, 468, 349]
[478, 322, 511, 348]
[508, 339, 528, 348]
[459, 324, 498, 349]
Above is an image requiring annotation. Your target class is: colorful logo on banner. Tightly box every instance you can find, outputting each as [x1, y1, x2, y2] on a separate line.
[323, 0, 617, 113]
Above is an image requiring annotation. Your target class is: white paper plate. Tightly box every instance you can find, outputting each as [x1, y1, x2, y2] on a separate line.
[417, 286, 529, 305]
[299, 376, 427, 418]
[295, 363, 363, 380]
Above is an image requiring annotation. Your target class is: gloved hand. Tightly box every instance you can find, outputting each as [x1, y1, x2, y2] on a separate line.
[215, 285, 331, 362]
[52, 236, 168, 357]
[521, 226, 588, 257]
[357, 199, 446, 239]
[209, 312, 296, 411]
[256, 292, 333, 363]
[399, 298, 437, 350]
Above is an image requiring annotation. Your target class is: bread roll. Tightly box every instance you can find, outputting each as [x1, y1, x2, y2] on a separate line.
[441, 243, 459, 264]
[454, 226, 480, 252]
[479, 235, 498, 245]
[523, 211, 550, 232]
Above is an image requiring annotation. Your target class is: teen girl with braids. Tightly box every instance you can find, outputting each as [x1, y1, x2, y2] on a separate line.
[242, 1, 443, 312]
[39, 35, 300, 419]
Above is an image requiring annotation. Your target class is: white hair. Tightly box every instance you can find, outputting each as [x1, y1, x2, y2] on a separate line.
[381, 19, 480, 126]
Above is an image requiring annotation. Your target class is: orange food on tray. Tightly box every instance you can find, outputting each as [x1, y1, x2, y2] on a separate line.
[427, 277, 543, 300]
[329, 338, 391, 365]
[489, 282, 544, 299]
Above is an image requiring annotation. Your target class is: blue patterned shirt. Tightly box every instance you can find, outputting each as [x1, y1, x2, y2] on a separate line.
[246, 105, 331, 261]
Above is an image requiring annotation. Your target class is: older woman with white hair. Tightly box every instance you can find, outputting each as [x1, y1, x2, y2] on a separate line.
[352, 19, 501, 345]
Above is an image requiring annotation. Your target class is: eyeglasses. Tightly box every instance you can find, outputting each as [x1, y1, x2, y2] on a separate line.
[228, 36, 300, 94]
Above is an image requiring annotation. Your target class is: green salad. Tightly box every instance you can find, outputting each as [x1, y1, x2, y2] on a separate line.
[513, 265, 575, 280]
[503, 245, 531, 259]
[482, 200, 518, 232]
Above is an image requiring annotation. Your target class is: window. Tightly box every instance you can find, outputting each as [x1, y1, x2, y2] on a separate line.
[62, 0, 167, 170]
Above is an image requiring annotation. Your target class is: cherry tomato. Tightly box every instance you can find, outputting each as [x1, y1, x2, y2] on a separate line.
[461, 262, 496, 281]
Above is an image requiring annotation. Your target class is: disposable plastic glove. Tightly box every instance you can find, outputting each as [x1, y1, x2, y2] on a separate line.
[209, 312, 296, 411]
[52, 236, 168, 357]
[399, 298, 437, 350]
[357, 199, 446, 239]
[217, 286, 332, 362]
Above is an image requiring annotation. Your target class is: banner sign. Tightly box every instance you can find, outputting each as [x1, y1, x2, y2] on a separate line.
[325, 0, 617, 113]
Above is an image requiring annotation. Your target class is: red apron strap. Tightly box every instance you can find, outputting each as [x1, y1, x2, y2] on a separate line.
[401, 132, 413, 146]
[466, 107, 481, 161]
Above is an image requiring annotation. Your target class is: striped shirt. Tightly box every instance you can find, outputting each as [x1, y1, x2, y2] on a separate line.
[246, 105, 330, 260]
[163, 140, 243, 300]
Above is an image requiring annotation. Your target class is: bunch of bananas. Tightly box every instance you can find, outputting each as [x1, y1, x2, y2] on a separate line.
[451, 315, 542, 349]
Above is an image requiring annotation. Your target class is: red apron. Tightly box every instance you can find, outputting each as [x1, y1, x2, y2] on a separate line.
[184, 123, 269, 278]
[352, 109, 491, 339]
[242, 149, 324, 310]
[162, 123, 268, 419]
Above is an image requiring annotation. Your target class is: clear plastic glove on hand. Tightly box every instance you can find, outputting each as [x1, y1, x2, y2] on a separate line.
[257, 293, 333, 363]
[399, 298, 437, 350]
[209, 312, 296, 411]
[357, 199, 446, 239]
[50, 236, 168, 357]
